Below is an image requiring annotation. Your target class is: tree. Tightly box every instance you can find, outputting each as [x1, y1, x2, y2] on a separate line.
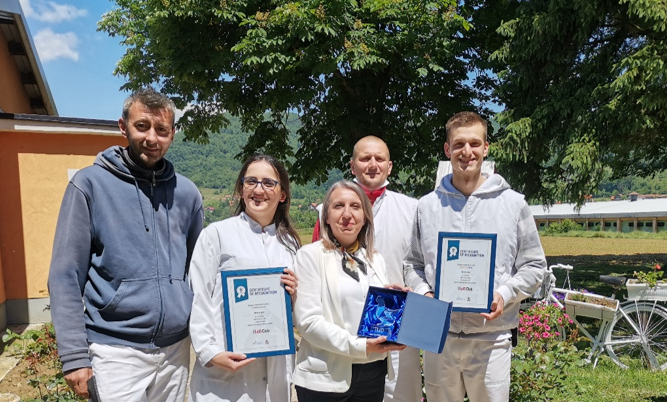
[490, 0, 667, 206]
[98, 0, 491, 194]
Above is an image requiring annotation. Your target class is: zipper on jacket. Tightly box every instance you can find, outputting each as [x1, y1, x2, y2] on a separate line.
[149, 178, 165, 346]
[461, 194, 472, 332]
[150, 171, 156, 198]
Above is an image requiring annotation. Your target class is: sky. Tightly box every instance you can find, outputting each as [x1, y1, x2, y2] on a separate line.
[18, 0, 127, 121]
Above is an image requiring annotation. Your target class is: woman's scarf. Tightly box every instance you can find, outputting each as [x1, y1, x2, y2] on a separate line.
[340, 240, 367, 281]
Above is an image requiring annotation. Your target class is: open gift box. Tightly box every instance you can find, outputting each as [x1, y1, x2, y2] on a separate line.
[357, 286, 453, 354]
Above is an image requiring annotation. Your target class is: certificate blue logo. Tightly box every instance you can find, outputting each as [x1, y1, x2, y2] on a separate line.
[233, 278, 249, 303]
[447, 240, 460, 261]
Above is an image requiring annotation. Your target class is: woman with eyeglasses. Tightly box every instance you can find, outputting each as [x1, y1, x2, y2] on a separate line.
[292, 181, 406, 402]
[188, 154, 300, 402]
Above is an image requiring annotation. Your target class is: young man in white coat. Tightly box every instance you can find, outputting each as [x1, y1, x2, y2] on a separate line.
[312, 136, 421, 402]
[403, 112, 546, 402]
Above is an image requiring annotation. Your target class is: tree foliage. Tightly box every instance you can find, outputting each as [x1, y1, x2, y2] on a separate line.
[490, 0, 667, 206]
[166, 114, 341, 228]
[98, 0, 491, 194]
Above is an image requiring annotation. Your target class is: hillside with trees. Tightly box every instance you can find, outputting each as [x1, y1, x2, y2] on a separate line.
[166, 115, 343, 228]
[595, 169, 667, 200]
[167, 115, 667, 227]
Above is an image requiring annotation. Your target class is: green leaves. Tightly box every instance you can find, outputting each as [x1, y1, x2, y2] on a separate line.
[511, 302, 583, 402]
[99, 0, 486, 194]
[490, 0, 667, 206]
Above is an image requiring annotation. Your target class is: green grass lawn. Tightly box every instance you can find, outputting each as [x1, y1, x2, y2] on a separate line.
[540, 235, 667, 296]
[555, 357, 667, 401]
[297, 228, 314, 245]
[537, 235, 667, 401]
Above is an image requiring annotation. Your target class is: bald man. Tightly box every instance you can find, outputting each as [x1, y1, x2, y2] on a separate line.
[313, 136, 421, 402]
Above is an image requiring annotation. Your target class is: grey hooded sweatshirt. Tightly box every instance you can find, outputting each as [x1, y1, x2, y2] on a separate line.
[403, 173, 546, 337]
[48, 146, 203, 373]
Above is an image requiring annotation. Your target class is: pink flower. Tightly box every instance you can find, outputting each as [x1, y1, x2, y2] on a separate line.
[519, 327, 526, 333]
[557, 318, 562, 324]
[544, 325, 551, 331]
[555, 332, 560, 336]
[656, 264, 662, 271]
[568, 319, 573, 324]
[542, 332, 550, 338]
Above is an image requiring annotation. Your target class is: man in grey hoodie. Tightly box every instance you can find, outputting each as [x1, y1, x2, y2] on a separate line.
[404, 111, 546, 402]
[48, 88, 203, 401]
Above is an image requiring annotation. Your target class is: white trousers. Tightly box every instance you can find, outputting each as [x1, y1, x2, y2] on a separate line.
[424, 337, 511, 402]
[383, 346, 422, 402]
[89, 338, 190, 402]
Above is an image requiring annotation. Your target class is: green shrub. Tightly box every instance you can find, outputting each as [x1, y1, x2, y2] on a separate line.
[2, 324, 84, 401]
[511, 303, 583, 402]
[544, 219, 584, 235]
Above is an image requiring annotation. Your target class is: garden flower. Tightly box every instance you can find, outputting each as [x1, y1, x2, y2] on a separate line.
[633, 262, 664, 288]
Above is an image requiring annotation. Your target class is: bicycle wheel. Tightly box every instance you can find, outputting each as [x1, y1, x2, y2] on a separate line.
[604, 301, 667, 370]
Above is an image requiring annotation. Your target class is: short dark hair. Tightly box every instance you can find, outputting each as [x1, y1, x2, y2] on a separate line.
[445, 111, 488, 142]
[122, 87, 176, 126]
[233, 154, 301, 254]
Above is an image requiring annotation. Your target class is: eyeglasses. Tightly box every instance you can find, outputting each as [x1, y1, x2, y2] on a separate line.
[242, 177, 280, 191]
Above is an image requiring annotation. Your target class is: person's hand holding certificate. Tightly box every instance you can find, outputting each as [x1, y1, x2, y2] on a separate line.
[435, 233, 497, 313]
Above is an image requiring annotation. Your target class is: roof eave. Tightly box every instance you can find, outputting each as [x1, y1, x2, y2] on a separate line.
[0, 0, 58, 116]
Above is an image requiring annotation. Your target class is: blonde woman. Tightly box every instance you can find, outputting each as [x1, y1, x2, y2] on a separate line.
[293, 181, 406, 402]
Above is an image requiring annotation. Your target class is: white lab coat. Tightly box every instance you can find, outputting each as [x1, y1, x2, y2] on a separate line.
[371, 190, 422, 402]
[188, 213, 294, 402]
[371, 190, 419, 285]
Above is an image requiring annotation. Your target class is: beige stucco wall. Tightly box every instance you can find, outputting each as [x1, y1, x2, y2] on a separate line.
[18, 153, 102, 299]
[0, 28, 34, 114]
[0, 131, 123, 304]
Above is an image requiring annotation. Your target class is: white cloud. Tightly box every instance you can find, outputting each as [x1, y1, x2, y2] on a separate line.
[34, 28, 79, 62]
[19, 0, 87, 23]
[174, 104, 194, 123]
[18, 0, 35, 16]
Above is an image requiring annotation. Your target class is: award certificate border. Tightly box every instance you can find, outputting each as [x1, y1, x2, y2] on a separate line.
[434, 232, 497, 313]
[221, 267, 296, 358]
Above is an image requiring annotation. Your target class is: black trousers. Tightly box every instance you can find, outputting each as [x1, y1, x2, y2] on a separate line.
[295, 358, 387, 402]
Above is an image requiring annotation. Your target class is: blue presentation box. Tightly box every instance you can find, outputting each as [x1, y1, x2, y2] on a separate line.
[357, 286, 453, 354]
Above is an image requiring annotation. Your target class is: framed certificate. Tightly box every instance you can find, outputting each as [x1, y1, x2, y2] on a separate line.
[435, 233, 497, 313]
[221, 267, 295, 358]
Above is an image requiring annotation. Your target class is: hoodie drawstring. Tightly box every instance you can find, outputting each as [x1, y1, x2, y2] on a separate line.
[133, 179, 150, 232]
